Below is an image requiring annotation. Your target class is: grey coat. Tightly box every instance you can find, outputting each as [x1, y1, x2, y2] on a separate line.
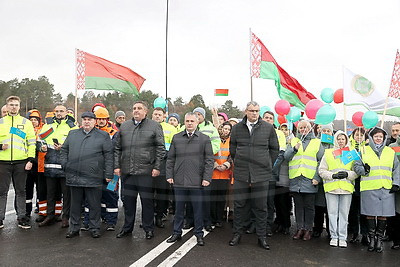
[166, 130, 214, 188]
[230, 116, 279, 183]
[114, 118, 166, 176]
[60, 128, 113, 187]
[354, 127, 399, 216]
[284, 132, 324, 193]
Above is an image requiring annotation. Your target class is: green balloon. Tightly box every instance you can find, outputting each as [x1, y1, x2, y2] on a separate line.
[321, 88, 334, 104]
[260, 106, 271, 117]
[315, 104, 336, 124]
[153, 97, 166, 109]
[286, 107, 301, 122]
[362, 111, 378, 129]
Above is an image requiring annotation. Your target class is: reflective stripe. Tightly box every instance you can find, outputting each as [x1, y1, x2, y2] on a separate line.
[201, 130, 214, 134]
[38, 203, 47, 208]
[22, 118, 27, 124]
[26, 199, 32, 204]
[27, 138, 36, 143]
[164, 130, 171, 134]
[370, 166, 392, 171]
[106, 208, 118, 213]
[214, 156, 228, 160]
[288, 164, 316, 171]
[220, 148, 229, 151]
[2, 138, 11, 143]
[292, 155, 316, 161]
[45, 164, 62, 169]
[10, 144, 27, 152]
[210, 136, 220, 140]
[84, 207, 90, 212]
[101, 203, 106, 208]
[362, 175, 392, 181]
[9, 138, 25, 145]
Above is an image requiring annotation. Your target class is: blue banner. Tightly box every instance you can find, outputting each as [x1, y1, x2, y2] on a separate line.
[9, 127, 26, 139]
[321, 134, 333, 144]
[341, 149, 360, 165]
[107, 174, 119, 191]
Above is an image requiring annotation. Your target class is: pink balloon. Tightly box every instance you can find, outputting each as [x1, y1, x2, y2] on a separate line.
[352, 111, 364, 127]
[275, 100, 291, 116]
[305, 99, 324, 119]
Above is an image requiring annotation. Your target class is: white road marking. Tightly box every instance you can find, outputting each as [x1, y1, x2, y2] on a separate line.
[130, 228, 193, 267]
[158, 230, 210, 267]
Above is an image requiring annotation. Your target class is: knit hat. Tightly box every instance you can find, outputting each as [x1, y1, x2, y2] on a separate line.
[115, 110, 125, 119]
[193, 107, 206, 118]
[321, 123, 334, 133]
[229, 118, 239, 124]
[218, 112, 228, 121]
[168, 113, 180, 123]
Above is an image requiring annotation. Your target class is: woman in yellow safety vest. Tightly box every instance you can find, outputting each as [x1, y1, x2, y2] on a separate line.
[354, 127, 400, 253]
[318, 131, 358, 248]
[284, 120, 324, 241]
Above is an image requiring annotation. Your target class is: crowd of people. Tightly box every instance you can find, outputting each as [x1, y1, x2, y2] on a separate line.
[0, 95, 399, 253]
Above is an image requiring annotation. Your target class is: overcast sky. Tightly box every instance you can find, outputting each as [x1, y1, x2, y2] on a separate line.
[1, 0, 399, 117]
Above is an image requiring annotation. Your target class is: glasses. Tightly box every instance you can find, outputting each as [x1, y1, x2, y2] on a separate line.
[247, 110, 259, 113]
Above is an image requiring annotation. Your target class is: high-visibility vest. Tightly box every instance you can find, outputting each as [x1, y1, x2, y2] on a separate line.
[212, 138, 231, 180]
[161, 122, 177, 151]
[198, 121, 221, 154]
[276, 129, 286, 151]
[360, 146, 394, 191]
[0, 114, 36, 161]
[39, 118, 78, 146]
[288, 138, 321, 179]
[323, 148, 354, 193]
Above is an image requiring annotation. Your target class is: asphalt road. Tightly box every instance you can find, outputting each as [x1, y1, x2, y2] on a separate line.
[0, 189, 399, 267]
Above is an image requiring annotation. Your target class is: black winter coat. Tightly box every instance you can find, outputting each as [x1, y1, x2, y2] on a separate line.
[230, 116, 279, 183]
[60, 128, 113, 187]
[166, 130, 214, 188]
[114, 118, 165, 176]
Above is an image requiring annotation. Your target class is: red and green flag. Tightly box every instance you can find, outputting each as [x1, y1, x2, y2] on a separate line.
[76, 49, 145, 95]
[391, 146, 400, 156]
[215, 89, 229, 96]
[250, 32, 316, 109]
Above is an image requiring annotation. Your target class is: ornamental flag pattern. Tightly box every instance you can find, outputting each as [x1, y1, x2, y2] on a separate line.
[76, 49, 86, 90]
[250, 32, 261, 78]
[388, 50, 400, 99]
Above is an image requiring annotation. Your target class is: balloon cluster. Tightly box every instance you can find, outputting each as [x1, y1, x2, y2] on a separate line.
[352, 110, 378, 129]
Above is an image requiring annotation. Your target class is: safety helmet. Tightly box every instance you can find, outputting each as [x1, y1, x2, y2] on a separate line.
[94, 107, 110, 119]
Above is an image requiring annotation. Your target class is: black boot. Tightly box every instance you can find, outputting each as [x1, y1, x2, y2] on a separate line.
[366, 219, 376, 252]
[375, 219, 387, 253]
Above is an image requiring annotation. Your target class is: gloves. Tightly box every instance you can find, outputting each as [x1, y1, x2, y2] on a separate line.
[364, 163, 370, 174]
[338, 171, 348, 179]
[389, 185, 400, 194]
[332, 171, 348, 179]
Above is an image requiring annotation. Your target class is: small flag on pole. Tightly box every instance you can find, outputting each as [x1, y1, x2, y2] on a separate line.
[341, 149, 360, 165]
[321, 134, 334, 144]
[332, 147, 349, 159]
[215, 89, 229, 96]
[391, 146, 400, 156]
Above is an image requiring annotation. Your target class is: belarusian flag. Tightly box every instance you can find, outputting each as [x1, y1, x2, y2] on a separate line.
[76, 49, 145, 95]
[250, 32, 316, 109]
[215, 89, 229, 96]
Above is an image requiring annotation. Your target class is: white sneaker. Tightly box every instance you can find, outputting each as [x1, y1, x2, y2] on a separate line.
[339, 240, 347, 248]
[330, 238, 338, 247]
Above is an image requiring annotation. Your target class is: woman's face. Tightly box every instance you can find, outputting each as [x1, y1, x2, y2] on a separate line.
[218, 116, 225, 125]
[353, 130, 364, 143]
[297, 122, 310, 135]
[321, 128, 332, 136]
[337, 134, 347, 149]
[373, 132, 384, 145]
[221, 125, 231, 137]
[168, 117, 178, 127]
[316, 124, 321, 133]
[29, 117, 39, 127]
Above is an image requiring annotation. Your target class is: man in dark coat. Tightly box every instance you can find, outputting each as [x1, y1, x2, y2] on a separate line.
[229, 101, 279, 250]
[60, 112, 113, 238]
[166, 112, 214, 246]
[114, 101, 165, 239]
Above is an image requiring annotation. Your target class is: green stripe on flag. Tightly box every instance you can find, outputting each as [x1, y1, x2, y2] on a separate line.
[260, 61, 305, 109]
[85, 76, 139, 95]
[215, 93, 228, 96]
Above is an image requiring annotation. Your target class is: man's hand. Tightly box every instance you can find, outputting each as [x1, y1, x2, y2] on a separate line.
[25, 161, 33, 171]
[54, 143, 62, 151]
[114, 168, 121, 176]
[106, 178, 112, 182]
[152, 169, 160, 177]
[311, 179, 319, 185]
[2, 144, 9, 150]
[167, 178, 174, 184]
[202, 180, 210, 187]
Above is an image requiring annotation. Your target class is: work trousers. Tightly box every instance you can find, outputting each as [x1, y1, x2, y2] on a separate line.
[0, 162, 27, 220]
[274, 186, 291, 228]
[153, 175, 169, 219]
[46, 176, 70, 219]
[210, 179, 229, 224]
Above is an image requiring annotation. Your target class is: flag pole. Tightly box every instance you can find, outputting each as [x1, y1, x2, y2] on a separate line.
[249, 28, 253, 101]
[74, 48, 78, 117]
[380, 49, 398, 127]
[165, 0, 169, 114]
[343, 103, 347, 133]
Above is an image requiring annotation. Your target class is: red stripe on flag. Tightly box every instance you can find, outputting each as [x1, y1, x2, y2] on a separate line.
[215, 89, 229, 95]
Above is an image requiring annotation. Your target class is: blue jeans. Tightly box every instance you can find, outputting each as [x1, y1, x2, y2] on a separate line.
[325, 193, 352, 240]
